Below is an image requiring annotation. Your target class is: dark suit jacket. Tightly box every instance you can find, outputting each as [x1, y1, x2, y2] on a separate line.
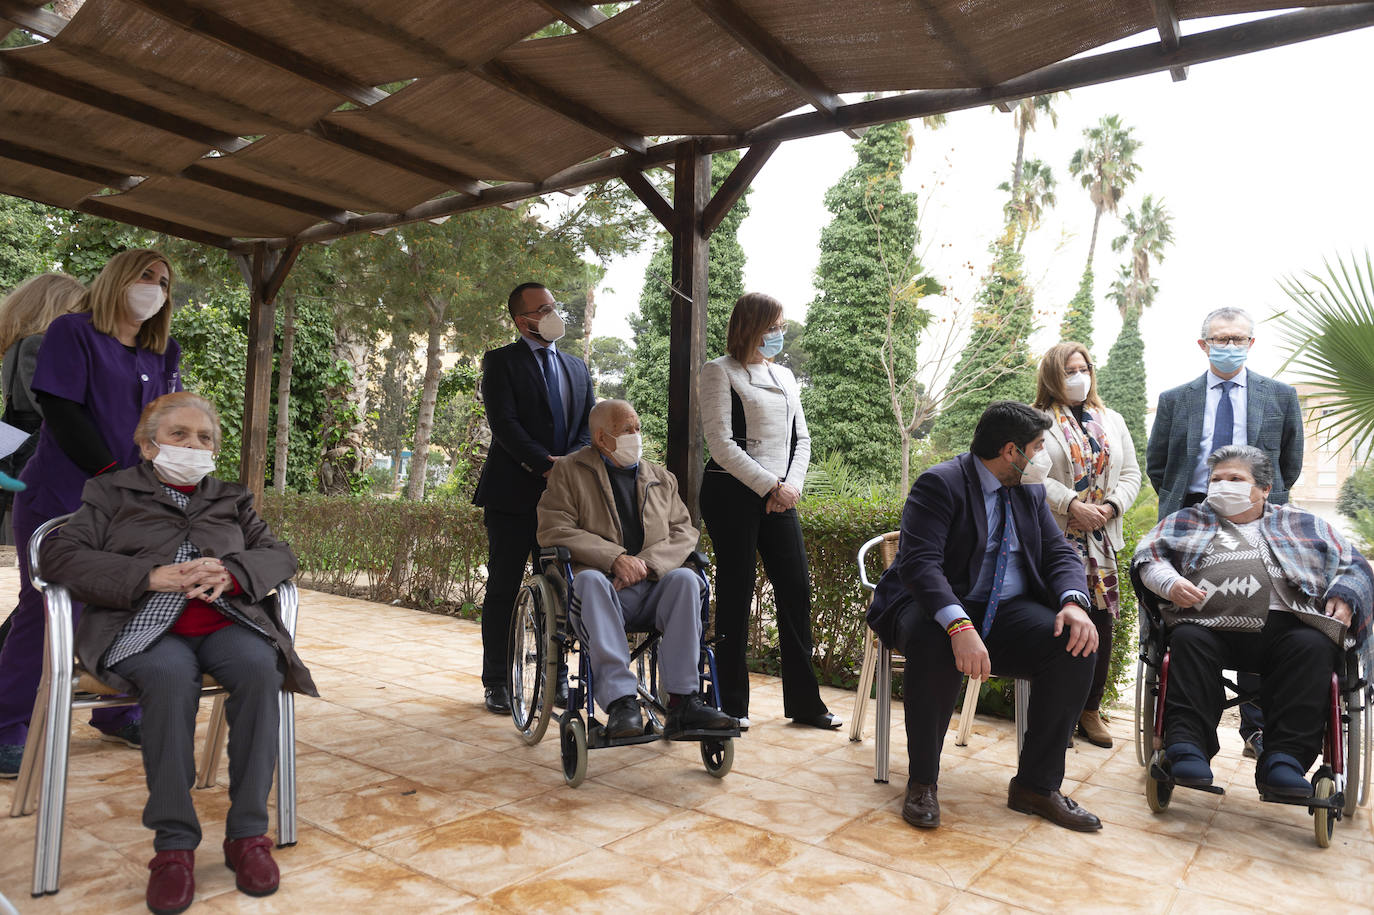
[1146, 370, 1303, 519]
[473, 338, 593, 514]
[867, 452, 1088, 647]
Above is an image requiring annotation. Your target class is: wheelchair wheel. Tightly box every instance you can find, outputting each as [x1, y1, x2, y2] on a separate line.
[1312, 776, 1335, 848]
[1146, 755, 1172, 814]
[700, 737, 733, 779]
[509, 578, 558, 746]
[1345, 690, 1362, 817]
[559, 713, 588, 788]
[1358, 671, 1372, 810]
[1134, 657, 1156, 768]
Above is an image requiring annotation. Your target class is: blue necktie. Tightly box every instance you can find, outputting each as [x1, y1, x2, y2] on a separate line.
[980, 487, 1014, 639]
[1213, 381, 1235, 451]
[536, 347, 567, 454]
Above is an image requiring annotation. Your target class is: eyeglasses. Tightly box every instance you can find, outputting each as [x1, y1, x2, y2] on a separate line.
[519, 302, 564, 319]
[766, 322, 786, 334]
[1205, 336, 1251, 346]
[1063, 366, 1093, 377]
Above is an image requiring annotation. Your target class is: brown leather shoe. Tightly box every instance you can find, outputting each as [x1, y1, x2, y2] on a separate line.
[1007, 777, 1101, 832]
[901, 781, 940, 829]
[1078, 710, 1114, 749]
[146, 849, 194, 915]
[223, 835, 280, 897]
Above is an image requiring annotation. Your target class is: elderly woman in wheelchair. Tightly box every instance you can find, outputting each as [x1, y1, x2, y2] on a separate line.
[1133, 444, 1372, 811]
[39, 392, 316, 915]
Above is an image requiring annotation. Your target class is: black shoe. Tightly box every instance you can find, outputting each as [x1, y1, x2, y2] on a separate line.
[791, 711, 843, 730]
[665, 693, 737, 739]
[902, 781, 940, 829]
[605, 695, 644, 738]
[1006, 777, 1102, 832]
[554, 676, 570, 710]
[484, 686, 511, 714]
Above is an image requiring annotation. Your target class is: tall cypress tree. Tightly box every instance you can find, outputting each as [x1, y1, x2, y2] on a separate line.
[930, 228, 1038, 453]
[1059, 267, 1095, 348]
[623, 152, 747, 450]
[1096, 306, 1147, 469]
[802, 120, 936, 481]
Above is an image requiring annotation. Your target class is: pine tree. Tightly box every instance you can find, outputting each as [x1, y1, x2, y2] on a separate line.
[802, 120, 936, 481]
[623, 151, 747, 450]
[930, 228, 1038, 453]
[1059, 267, 1095, 347]
[1096, 306, 1147, 469]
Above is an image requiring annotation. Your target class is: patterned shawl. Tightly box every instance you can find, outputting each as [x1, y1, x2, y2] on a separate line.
[1133, 502, 1374, 668]
[1054, 405, 1119, 617]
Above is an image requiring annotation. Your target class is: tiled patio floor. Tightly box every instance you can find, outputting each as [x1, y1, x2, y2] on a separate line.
[1, 571, 1371, 913]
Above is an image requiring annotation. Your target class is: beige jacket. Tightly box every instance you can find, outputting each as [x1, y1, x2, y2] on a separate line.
[1041, 404, 1141, 552]
[537, 446, 698, 578]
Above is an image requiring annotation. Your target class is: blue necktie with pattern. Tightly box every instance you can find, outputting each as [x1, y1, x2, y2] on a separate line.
[980, 487, 1014, 639]
[535, 346, 567, 453]
[1213, 380, 1235, 451]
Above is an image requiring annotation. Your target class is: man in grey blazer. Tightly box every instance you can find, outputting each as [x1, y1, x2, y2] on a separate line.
[1145, 304, 1304, 756]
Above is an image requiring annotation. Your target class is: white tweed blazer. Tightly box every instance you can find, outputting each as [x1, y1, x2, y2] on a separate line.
[698, 355, 811, 497]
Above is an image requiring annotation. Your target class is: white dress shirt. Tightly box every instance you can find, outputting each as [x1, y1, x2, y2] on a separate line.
[1189, 367, 1248, 494]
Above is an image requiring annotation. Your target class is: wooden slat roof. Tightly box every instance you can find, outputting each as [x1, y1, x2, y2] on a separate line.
[1, 0, 1370, 252]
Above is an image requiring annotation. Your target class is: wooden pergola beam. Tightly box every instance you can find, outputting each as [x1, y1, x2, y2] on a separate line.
[306, 122, 485, 196]
[76, 197, 238, 250]
[0, 0, 64, 38]
[179, 164, 351, 224]
[535, 0, 608, 31]
[701, 140, 778, 237]
[1151, 0, 1190, 81]
[688, 0, 863, 139]
[477, 60, 648, 155]
[272, 4, 1374, 249]
[667, 140, 710, 517]
[0, 137, 143, 190]
[621, 168, 673, 231]
[912, 0, 1000, 88]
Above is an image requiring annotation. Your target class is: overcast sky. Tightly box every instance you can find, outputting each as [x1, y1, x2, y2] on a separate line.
[586, 16, 1374, 406]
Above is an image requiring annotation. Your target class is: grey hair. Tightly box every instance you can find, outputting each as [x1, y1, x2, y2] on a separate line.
[1200, 307, 1255, 340]
[1206, 444, 1273, 489]
[588, 398, 636, 436]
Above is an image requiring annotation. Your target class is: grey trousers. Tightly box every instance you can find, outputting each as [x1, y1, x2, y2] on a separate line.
[570, 567, 702, 712]
[112, 625, 283, 851]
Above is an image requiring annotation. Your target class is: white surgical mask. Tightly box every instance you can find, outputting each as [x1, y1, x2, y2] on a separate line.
[609, 432, 642, 467]
[1206, 480, 1257, 516]
[1064, 373, 1092, 403]
[758, 330, 785, 359]
[536, 310, 566, 343]
[152, 443, 215, 486]
[126, 284, 166, 322]
[1015, 446, 1050, 485]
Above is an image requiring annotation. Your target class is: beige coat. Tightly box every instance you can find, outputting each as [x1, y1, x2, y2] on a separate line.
[1041, 404, 1142, 552]
[537, 446, 698, 578]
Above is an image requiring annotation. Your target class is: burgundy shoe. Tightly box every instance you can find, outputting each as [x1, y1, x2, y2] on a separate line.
[223, 835, 280, 897]
[146, 850, 194, 915]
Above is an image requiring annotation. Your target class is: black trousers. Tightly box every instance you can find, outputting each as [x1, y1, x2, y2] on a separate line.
[1164, 613, 1338, 768]
[699, 471, 826, 720]
[481, 507, 539, 687]
[1083, 608, 1114, 712]
[896, 596, 1094, 793]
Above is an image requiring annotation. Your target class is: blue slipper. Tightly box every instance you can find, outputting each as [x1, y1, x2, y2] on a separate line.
[1256, 751, 1312, 798]
[1165, 742, 1214, 787]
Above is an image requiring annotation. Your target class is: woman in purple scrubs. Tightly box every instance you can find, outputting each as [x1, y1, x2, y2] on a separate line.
[0, 249, 182, 777]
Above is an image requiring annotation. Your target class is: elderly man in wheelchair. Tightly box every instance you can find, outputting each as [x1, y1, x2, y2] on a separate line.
[533, 400, 737, 760]
[1133, 444, 1372, 825]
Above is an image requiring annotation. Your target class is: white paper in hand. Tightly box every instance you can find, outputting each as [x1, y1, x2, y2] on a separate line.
[0, 421, 31, 459]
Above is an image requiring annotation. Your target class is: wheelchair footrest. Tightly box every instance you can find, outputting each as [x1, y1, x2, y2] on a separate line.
[586, 721, 663, 750]
[1258, 789, 1343, 811]
[1149, 762, 1225, 795]
[665, 727, 740, 742]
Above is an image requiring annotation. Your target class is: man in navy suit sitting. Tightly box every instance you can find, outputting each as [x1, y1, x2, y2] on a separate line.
[868, 401, 1102, 832]
[473, 283, 593, 714]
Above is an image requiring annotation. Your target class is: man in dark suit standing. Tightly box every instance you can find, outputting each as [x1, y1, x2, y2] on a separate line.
[473, 283, 593, 713]
[1146, 305, 1304, 757]
[868, 401, 1102, 833]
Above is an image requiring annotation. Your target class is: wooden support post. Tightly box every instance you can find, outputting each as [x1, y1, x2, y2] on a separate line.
[233, 243, 300, 507]
[666, 140, 710, 522]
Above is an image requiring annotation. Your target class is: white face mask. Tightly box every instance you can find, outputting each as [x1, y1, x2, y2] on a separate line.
[1064, 373, 1092, 403]
[127, 284, 166, 322]
[1014, 446, 1050, 485]
[152, 443, 215, 486]
[609, 432, 642, 467]
[1206, 479, 1257, 516]
[536, 310, 566, 343]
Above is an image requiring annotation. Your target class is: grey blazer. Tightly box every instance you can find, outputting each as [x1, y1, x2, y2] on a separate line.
[698, 355, 811, 496]
[1146, 370, 1303, 519]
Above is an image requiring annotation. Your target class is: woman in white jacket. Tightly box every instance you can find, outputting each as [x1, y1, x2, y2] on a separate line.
[1034, 341, 1141, 748]
[697, 293, 837, 731]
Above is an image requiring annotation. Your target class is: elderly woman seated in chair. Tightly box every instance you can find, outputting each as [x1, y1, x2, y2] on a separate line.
[40, 391, 316, 915]
[1133, 444, 1372, 799]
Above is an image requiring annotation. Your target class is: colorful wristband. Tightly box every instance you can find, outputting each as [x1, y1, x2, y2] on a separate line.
[945, 619, 974, 637]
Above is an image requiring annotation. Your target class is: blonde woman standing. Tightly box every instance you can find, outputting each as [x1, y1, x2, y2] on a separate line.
[1034, 341, 1140, 748]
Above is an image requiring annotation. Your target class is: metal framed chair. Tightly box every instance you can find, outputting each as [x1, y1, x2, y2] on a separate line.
[849, 531, 1027, 783]
[10, 513, 299, 897]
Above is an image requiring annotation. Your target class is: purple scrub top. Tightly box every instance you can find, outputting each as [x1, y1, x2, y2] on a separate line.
[18, 312, 182, 519]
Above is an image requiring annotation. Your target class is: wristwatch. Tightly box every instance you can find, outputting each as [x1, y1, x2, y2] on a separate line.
[1062, 592, 1091, 613]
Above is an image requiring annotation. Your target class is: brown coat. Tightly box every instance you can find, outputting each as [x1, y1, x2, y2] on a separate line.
[39, 462, 317, 696]
[537, 446, 698, 578]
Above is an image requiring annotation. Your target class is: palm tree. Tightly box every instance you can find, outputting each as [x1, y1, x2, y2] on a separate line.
[1278, 250, 1374, 448]
[1004, 94, 1064, 194]
[997, 158, 1057, 251]
[1068, 114, 1141, 275]
[1110, 194, 1173, 317]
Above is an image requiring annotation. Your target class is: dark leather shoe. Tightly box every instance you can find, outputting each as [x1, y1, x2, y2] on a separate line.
[791, 710, 843, 730]
[223, 835, 279, 897]
[605, 695, 644, 738]
[146, 849, 194, 915]
[1007, 777, 1101, 832]
[665, 692, 737, 738]
[484, 686, 510, 714]
[902, 781, 940, 829]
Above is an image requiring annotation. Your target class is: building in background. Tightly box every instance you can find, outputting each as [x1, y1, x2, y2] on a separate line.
[1289, 383, 1367, 528]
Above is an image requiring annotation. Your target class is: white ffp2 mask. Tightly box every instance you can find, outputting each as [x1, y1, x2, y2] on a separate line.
[127, 284, 166, 322]
[1206, 480, 1256, 516]
[152, 443, 215, 486]
[610, 432, 642, 467]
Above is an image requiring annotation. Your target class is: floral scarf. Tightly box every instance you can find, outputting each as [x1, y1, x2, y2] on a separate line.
[1054, 404, 1120, 617]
